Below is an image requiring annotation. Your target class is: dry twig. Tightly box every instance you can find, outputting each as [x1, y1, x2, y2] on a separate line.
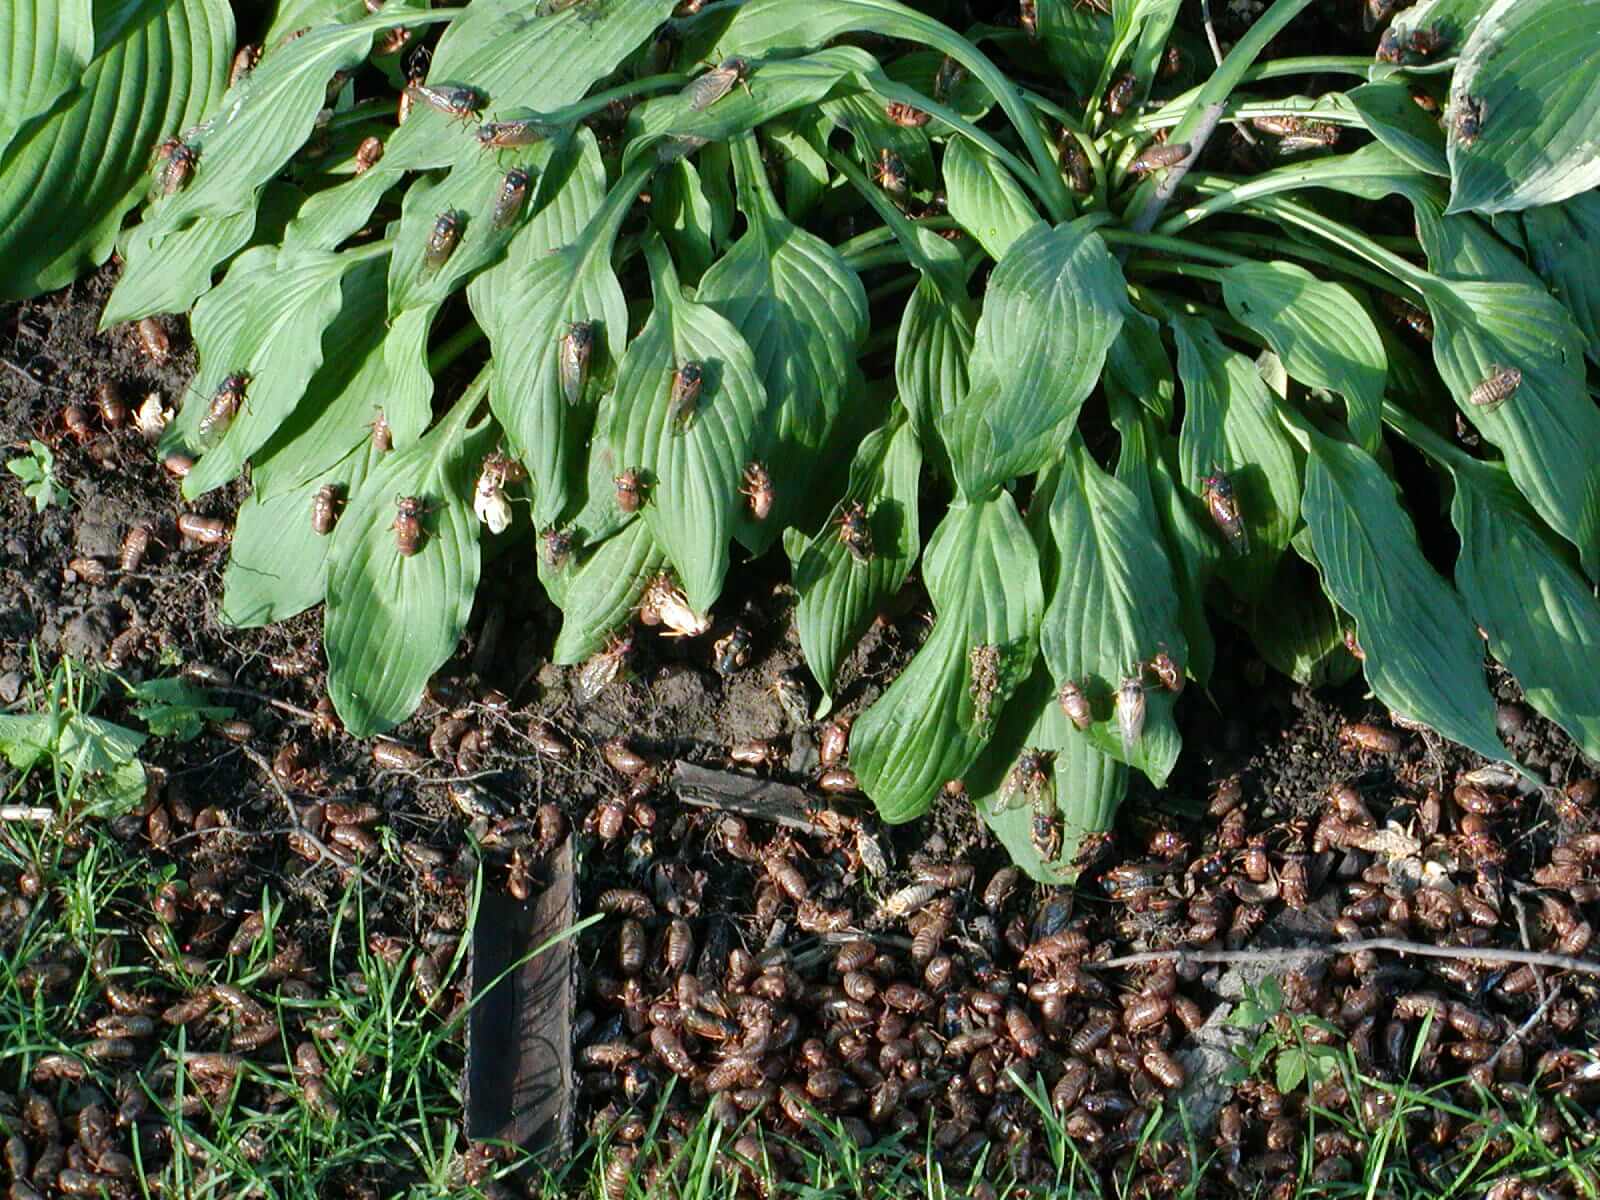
[1091, 937, 1600, 978]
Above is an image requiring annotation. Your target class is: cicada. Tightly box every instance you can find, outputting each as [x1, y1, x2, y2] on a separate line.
[740, 462, 773, 520]
[560, 321, 595, 405]
[393, 495, 427, 557]
[491, 168, 530, 229]
[1200, 466, 1249, 556]
[1454, 95, 1484, 146]
[683, 57, 752, 111]
[670, 360, 704, 430]
[407, 82, 485, 121]
[154, 139, 200, 195]
[1467, 365, 1520, 412]
[835, 500, 874, 564]
[873, 148, 908, 195]
[932, 55, 964, 102]
[1115, 674, 1146, 754]
[476, 118, 553, 149]
[1002, 748, 1056, 812]
[1057, 678, 1093, 730]
[198, 374, 250, 444]
[1128, 141, 1190, 174]
[424, 210, 464, 271]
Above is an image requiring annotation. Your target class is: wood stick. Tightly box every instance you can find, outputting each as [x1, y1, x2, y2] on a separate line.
[1090, 937, 1600, 978]
[0, 805, 54, 823]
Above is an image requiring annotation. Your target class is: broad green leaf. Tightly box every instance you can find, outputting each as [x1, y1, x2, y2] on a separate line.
[1521, 191, 1600, 364]
[698, 135, 869, 552]
[1383, 0, 1494, 54]
[1447, 0, 1600, 214]
[1040, 443, 1186, 786]
[1032, 2, 1114, 100]
[264, 0, 366, 47]
[1221, 260, 1387, 451]
[1250, 550, 1360, 688]
[821, 90, 934, 191]
[894, 272, 976, 469]
[852, 493, 1044, 824]
[629, 47, 876, 161]
[1349, 80, 1448, 177]
[968, 659, 1126, 884]
[0, 0, 94, 156]
[1172, 316, 1303, 601]
[469, 129, 607, 334]
[881, 50, 996, 123]
[650, 158, 717, 283]
[600, 241, 765, 613]
[764, 120, 830, 219]
[325, 389, 490, 737]
[1449, 461, 1600, 760]
[1299, 430, 1506, 762]
[1109, 396, 1216, 687]
[1100, 0, 1181, 99]
[469, 156, 642, 530]
[551, 520, 667, 666]
[942, 136, 1042, 260]
[426, 0, 674, 115]
[220, 256, 391, 626]
[0, 0, 230, 302]
[937, 217, 1129, 498]
[101, 209, 256, 327]
[786, 420, 922, 701]
[172, 244, 365, 498]
[1418, 276, 1600, 577]
[1105, 308, 1175, 424]
[126, 678, 231, 742]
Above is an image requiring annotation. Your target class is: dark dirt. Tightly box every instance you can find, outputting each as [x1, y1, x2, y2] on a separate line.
[5, 264, 1600, 1199]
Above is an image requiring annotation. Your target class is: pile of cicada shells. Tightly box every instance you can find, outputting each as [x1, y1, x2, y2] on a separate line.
[575, 741, 1600, 1200]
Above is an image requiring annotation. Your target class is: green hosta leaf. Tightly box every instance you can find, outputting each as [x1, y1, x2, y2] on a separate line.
[469, 129, 607, 343]
[221, 255, 390, 626]
[1350, 81, 1448, 178]
[600, 241, 765, 613]
[894, 271, 976, 474]
[1299, 430, 1505, 762]
[699, 135, 869, 552]
[650, 159, 717, 282]
[1171, 316, 1303, 602]
[1250, 550, 1360, 688]
[629, 47, 874, 160]
[881, 50, 995, 123]
[1106, 309, 1175, 424]
[1109, 397, 1216, 687]
[1100, 0, 1181, 99]
[968, 660, 1126, 884]
[852, 493, 1043, 824]
[1449, 461, 1600, 760]
[937, 217, 1129, 498]
[325, 389, 490, 737]
[0, 0, 94, 156]
[1040, 444, 1186, 786]
[821, 90, 934, 191]
[1384, 0, 1494, 54]
[0, 0, 231, 303]
[104, 13, 415, 324]
[264, 0, 365, 47]
[942, 137, 1042, 260]
[1221, 260, 1387, 451]
[424, 0, 674, 116]
[551, 520, 667, 666]
[469, 154, 640, 530]
[1418, 275, 1600, 577]
[1521, 191, 1600, 364]
[1032, 1, 1114, 100]
[786, 420, 921, 701]
[171, 244, 363, 498]
[1447, 0, 1600, 214]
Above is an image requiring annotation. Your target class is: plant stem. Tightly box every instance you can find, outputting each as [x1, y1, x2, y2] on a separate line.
[428, 321, 484, 375]
[1380, 401, 1478, 472]
[1243, 194, 1433, 289]
[1100, 228, 1250, 267]
[1163, 0, 1320, 145]
[1156, 161, 1365, 235]
[1127, 103, 1223, 234]
[1153, 55, 1378, 118]
[823, 0, 1072, 220]
[1130, 97, 1367, 135]
[1203, 230, 1419, 297]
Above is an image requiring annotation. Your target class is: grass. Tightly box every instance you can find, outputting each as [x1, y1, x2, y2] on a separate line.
[3, 663, 1599, 1199]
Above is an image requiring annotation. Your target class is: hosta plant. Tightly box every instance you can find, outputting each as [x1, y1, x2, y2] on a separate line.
[106, 0, 1600, 880]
